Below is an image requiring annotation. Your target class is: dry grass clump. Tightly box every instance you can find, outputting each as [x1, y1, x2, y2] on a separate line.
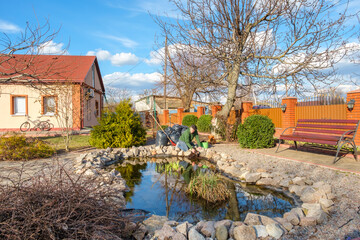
[186, 172, 230, 203]
[0, 164, 135, 240]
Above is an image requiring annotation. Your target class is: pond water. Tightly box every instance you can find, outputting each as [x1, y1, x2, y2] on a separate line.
[114, 158, 296, 223]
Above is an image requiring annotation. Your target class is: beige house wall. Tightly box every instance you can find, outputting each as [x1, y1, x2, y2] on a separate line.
[0, 84, 73, 130]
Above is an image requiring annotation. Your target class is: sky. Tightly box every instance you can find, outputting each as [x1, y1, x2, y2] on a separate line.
[0, 0, 176, 95]
[0, 0, 360, 100]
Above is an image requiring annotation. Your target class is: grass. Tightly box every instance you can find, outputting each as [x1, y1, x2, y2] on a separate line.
[186, 172, 230, 203]
[39, 135, 91, 152]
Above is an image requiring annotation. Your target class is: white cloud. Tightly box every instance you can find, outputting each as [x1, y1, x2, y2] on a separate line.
[103, 71, 161, 87]
[87, 49, 139, 66]
[111, 52, 139, 66]
[86, 49, 111, 61]
[98, 34, 138, 48]
[0, 19, 21, 33]
[38, 40, 68, 55]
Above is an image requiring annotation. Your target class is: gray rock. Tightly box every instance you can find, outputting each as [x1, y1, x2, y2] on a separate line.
[266, 223, 284, 239]
[176, 222, 190, 237]
[300, 217, 317, 226]
[253, 225, 268, 238]
[306, 207, 328, 224]
[284, 211, 300, 226]
[274, 217, 293, 231]
[143, 215, 168, 234]
[154, 224, 176, 240]
[279, 178, 291, 187]
[244, 213, 277, 225]
[229, 222, 243, 238]
[165, 220, 178, 227]
[195, 221, 206, 232]
[292, 176, 306, 185]
[244, 172, 262, 183]
[233, 225, 256, 240]
[173, 232, 187, 240]
[132, 223, 147, 240]
[255, 177, 274, 186]
[290, 207, 305, 218]
[200, 221, 215, 238]
[289, 185, 307, 196]
[214, 220, 232, 229]
[300, 187, 321, 203]
[215, 224, 228, 240]
[188, 228, 206, 240]
[319, 197, 334, 209]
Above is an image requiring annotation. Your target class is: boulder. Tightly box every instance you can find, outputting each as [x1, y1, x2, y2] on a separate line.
[188, 227, 205, 240]
[143, 215, 168, 234]
[283, 212, 300, 226]
[266, 223, 284, 239]
[229, 222, 244, 239]
[176, 222, 191, 237]
[292, 176, 306, 185]
[200, 221, 215, 238]
[214, 220, 233, 230]
[300, 187, 322, 203]
[253, 225, 268, 238]
[132, 223, 147, 240]
[319, 198, 334, 210]
[233, 225, 256, 240]
[289, 185, 307, 196]
[244, 173, 262, 183]
[154, 224, 176, 240]
[290, 207, 305, 218]
[279, 179, 291, 187]
[244, 213, 277, 225]
[173, 232, 187, 240]
[300, 217, 317, 226]
[274, 217, 293, 231]
[255, 178, 274, 186]
[215, 224, 228, 240]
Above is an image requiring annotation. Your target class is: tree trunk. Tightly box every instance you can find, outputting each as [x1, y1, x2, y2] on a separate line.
[218, 63, 241, 118]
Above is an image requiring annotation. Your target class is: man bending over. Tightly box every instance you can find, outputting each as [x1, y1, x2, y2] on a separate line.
[177, 125, 202, 153]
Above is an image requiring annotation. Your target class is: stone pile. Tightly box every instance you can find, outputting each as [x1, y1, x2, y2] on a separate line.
[72, 145, 336, 239]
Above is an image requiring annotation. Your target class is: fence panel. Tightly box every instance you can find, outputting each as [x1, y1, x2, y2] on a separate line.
[169, 113, 178, 125]
[295, 104, 347, 121]
[249, 108, 282, 128]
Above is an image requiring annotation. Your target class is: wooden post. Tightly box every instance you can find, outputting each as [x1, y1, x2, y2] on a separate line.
[163, 109, 169, 126]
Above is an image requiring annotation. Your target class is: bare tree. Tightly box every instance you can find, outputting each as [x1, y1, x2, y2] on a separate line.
[162, 45, 225, 110]
[156, 0, 356, 118]
[0, 19, 66, 84]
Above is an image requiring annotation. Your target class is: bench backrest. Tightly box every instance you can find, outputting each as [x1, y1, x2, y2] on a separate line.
[294, 119, 360, 139]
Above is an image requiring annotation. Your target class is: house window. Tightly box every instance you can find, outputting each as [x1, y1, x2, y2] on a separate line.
[95, 100, 99, 116]
[11, 95, 28, 116]
[42, 96, 57, 115]
[92, 65, 95, 87]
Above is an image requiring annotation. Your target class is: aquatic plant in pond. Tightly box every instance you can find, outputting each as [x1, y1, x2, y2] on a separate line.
[114, 158, 295, 223]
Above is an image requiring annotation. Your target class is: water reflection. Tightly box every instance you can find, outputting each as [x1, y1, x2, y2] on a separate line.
[114, 159, 294, 223]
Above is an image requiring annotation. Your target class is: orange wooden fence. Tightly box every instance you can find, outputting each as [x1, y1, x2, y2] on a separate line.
[295, 104, 347, 122]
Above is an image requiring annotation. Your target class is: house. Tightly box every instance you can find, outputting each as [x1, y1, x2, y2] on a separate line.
[0, 54, 105, 132]
[134, 95, 216, 114]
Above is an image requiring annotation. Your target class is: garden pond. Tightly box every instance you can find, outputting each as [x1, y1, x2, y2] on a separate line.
[113, 157, 298, 223]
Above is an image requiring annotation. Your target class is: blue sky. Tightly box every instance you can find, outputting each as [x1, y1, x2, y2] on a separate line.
[1, 0, 360, 99]
[0, 0, 176, 94]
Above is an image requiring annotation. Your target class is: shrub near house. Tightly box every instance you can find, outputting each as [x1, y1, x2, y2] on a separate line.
[182, 115, 198, 127]
[196, 114, 213, 132]
[89, 100, 146, 148]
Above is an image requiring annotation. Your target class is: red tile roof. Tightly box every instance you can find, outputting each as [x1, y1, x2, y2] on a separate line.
[0, 54, 105, 92]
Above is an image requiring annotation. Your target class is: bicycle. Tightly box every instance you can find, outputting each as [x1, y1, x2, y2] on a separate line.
[20, 117, 52, 132]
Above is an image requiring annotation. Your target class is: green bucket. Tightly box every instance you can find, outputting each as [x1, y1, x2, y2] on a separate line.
[201, 141, 209, 149]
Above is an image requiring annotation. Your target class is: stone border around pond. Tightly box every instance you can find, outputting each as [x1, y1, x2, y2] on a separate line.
[73, 145, 335, 240]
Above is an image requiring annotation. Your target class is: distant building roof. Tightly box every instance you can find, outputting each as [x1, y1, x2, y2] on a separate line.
[0, 54, 105, 92]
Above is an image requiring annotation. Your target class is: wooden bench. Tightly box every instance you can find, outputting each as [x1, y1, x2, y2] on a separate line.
[276, 119, 360, 163]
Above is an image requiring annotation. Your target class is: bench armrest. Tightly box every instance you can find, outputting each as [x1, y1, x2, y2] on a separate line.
[280, 127, 296, 136]
[340, 130, 356, 141]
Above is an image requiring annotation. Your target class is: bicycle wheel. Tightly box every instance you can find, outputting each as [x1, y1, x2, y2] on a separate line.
[20, 122, 31, 132]
[39, 121, 51, 131]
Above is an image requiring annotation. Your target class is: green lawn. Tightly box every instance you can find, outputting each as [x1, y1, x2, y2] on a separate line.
[40, 135, 91, 152]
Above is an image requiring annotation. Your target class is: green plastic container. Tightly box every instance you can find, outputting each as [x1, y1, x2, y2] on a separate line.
[201, 141, 209, 149]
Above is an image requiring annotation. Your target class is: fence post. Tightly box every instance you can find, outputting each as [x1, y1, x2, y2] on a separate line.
[197, 106, 205, 118]
[281, 97, 297, 130]
[346, 90, 360, 144]
[241, 101, 253, 122]
[211, 105, 222, 117]
[178, 108, 184, 125]
[163, 110, 169, 126]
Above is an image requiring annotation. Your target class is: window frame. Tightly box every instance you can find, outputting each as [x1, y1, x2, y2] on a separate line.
[95, 100, 99, 117]
[92, 65, 95, 88]
[10, 95, 28, 116]
[41, 95, 58, 116]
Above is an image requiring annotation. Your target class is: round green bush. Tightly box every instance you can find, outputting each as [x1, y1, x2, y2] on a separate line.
[0, 134, 54, 161]
[237, 115, 275, 149]
[182, 114, 198, 127]
[89, 100, 146, 148]
[196, 115, 213, 132]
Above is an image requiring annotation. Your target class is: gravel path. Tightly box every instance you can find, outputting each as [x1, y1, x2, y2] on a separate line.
[213, 144, 360, 240]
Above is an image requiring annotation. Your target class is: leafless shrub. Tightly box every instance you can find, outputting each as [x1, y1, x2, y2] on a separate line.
[0, 163, 135, 240]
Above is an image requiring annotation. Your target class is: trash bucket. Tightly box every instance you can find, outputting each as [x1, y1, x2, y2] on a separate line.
[201, 141, 209, 149]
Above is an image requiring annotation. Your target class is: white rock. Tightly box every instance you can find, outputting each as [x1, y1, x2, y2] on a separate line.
[292, 176, 306, 185]
[188, 228, 205, 240]
[253, 225, 268, 238]
[266, 223, 284, 239]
